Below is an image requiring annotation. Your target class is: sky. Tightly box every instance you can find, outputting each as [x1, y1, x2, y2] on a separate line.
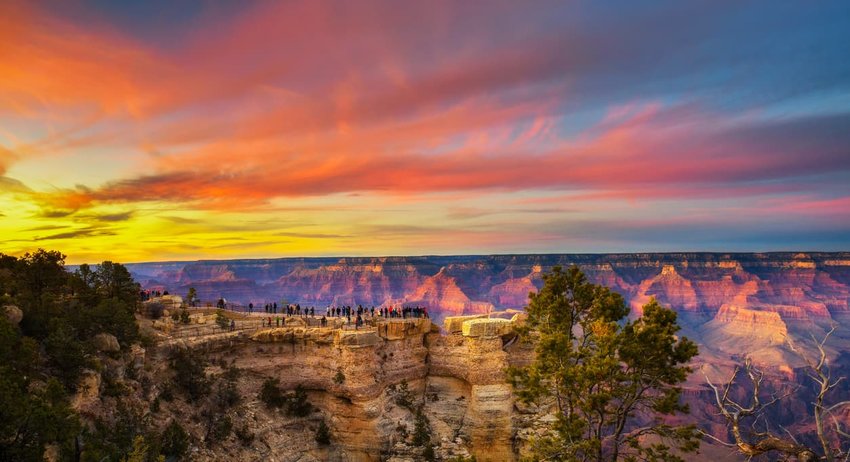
[1, 0, 849, 263]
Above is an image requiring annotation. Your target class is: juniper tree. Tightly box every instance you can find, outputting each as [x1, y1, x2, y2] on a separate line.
[507, 265, 699, 461]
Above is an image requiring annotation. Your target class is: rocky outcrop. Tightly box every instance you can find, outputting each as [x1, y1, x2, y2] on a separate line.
[177, 317, 521, 461]
[93, 333, 121, 353]
[2, 304, 22, 325]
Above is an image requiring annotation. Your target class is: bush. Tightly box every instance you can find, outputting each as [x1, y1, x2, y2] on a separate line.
[392, 380, 414, 409]
[160, 420, 189, 460]
[315, 420, 331, 445]
[286, 385, 313, 417]
[145, 302, 165, 319]
[395, 422, 408, 440]
[207, 415, 232, 443]
[179, 309, 190, 324]
[215, 309, 229, 330]
[102, 372, 127, 398]
[412, 407, 431, 446]
[169, 347, 210, 402]
[159, 382, 174, 402]
[214, 366, 241, 409]
[422, 443, 436, 461]
[44, 325, 87, 390]
[333, 368, 345, 385]
[235, 423, 254, 446]
[75, 298, 139, 346]
[259, 379, 313, 416]
[259, 378, 287, 409]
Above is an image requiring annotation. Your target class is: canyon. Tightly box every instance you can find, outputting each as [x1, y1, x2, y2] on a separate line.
[123, 253, 850, 460]
[128, 253, 850, 367]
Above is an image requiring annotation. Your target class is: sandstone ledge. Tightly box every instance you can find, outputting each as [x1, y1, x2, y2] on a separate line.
[462, 318, 513, 338]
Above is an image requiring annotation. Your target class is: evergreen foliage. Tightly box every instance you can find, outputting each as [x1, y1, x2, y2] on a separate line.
[315, 420, 331, 445]
[214, 309, 229, 330]
[507, 265, 700, 461]
[168, 347, 210, 402]
[0, 249, 145, 461]
[259, 377, 287, 409]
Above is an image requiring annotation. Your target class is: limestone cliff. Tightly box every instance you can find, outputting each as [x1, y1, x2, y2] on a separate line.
[145, 316, 526, 461]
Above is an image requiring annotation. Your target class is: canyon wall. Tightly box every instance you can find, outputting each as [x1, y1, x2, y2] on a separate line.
[168, 317, 530, 461]
[128, 253, 850, 369]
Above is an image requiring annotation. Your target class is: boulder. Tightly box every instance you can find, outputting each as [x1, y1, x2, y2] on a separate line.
[510, 312, 528, 324]
[443, 314, 487, 333]
[2, 305, 22, 325]
[130, 344, 146, 371]
[92, 333, 120, 352]
[160, 294, 183, 308]
[461, 318, 513, 338]
[43, 444, 60, 462]
[72, 369, 101, 412]
[378, 319, 432, 340]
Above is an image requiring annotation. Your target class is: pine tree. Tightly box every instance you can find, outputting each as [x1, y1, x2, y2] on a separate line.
[507, 265, 699, 461]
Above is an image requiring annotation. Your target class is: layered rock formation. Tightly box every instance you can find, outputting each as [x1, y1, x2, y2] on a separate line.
[127, 253, 850, 366]
[164, 316, 526, 461]
[127, 253, 850, 323]
[125, 252, 850, 460]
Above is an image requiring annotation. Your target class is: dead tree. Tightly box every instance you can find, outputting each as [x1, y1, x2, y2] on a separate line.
[787, 325, 850, 462]
[703, 325, 849, 461]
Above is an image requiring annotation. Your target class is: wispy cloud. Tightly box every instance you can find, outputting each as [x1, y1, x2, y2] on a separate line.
[0, 0, 848, 261]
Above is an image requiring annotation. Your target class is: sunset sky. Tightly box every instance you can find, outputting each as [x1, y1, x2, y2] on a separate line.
[1, 1, 849, 263]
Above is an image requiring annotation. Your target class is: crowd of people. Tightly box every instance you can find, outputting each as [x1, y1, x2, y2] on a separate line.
[253, 303, 429, 330]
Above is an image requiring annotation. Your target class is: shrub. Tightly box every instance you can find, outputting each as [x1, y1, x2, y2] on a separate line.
[179, 309, 190, 324]
[169, 347, 210, 402]
[393, 380, 414, 409]
[160, 420, 189, 460]
[207, 415, 232, 443]
[214, 309, 229, 330]
[75, 298, 139, 346]
[286, 385, 313, 417]
[259, 378, 287, 409]
[145, 302, 165, 319]
[159, 382, 174, 402]
[395, 422, 408, 440]
[214, 366, 241, 409]
[44, 325, 87, 390]
[235, 423, 254, 446]
[315, 420, 331, 445]
[422, 443, 436, 461]
[412, 407, 431, 447]
[333, 368, 346, 385]
[102, 372, 127, 398]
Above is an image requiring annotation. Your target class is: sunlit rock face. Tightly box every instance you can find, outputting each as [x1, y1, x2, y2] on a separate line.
[128, 253, 850, 374]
